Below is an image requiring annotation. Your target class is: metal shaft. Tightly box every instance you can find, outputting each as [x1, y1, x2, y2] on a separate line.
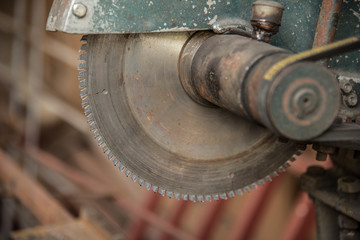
[179, 33, 340, 141]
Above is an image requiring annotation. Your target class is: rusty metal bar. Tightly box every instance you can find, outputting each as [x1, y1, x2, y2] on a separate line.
[279, 192, 315, 240]
[0, 149, 73, 224]
[128, 193, 159, 240]
[313, 0, 343, 48]
[115, 197, 197, 240]
[195, 200, 226, 240]
[227, 177, 280, 240]
[160, 200, 188, 240]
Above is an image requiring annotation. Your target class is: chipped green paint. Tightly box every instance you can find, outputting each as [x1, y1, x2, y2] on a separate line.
[47, 0, 323, 53]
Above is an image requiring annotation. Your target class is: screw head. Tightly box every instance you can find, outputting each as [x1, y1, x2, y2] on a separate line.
[72, 3, 87, 18]
[345, 93, 358, 107]
[340, 81, 353, 94]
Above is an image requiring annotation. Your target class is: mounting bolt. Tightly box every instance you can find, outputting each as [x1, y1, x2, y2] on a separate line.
[313, 144, 337, 161]
[340, 80, 353, 94]
[337, 176, 360, 194]
[72, 3, 87, 18]
[345, 93, 358, 107]
[251, 1, 284, 42]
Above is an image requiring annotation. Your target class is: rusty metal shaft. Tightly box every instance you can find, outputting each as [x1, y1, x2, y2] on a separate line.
[179, 33, 340, 141]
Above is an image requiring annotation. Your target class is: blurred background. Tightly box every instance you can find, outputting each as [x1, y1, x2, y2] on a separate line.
[0, 1, 332, 239]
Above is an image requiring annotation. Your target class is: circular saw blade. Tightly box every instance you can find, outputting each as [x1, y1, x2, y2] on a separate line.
[79, 33, 296, 201]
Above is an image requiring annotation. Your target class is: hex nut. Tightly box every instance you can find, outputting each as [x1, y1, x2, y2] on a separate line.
[337, 176, 360, 194]
[72, 3, 87, 18]
[345, 94, 358, 107]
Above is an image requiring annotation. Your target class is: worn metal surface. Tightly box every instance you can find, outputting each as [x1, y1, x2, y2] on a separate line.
[313, 0, 343, 49]
[327, 0, 360, 75]
[46, 0, 323, 51]
[314, 199, 340, 240]
[186, 34, 340, 140]
[251, 1, 284, 42]
[79, 33, 297, 200]
[301, 168, 360, 222]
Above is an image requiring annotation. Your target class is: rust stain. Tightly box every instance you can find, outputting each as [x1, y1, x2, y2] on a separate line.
[313, 0, 343, 48]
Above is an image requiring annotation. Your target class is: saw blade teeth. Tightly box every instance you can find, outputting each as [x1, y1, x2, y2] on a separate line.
[78, 71, 87, 80]
[93, 131, 100, 139]
[283, 162, 291, 168]
[102, 145, 109, 153]
[84, 106, 91, 115]
[80, 35, 88, 42]
[81, 97, 89, 108]
[119, 164, 125, 172]
[257, 179, 265, 186]
[78, 53, 87, 61]
[159, 188, 166, 196]
[235, 189, 243, 196]
[151, 185, 158, 193]
[131, 174, 137, 182]
[227, 191, 235, 198]
[264, 175, 272, 182]
[86, 114, 94, 123]
[89, 122, 96, 131]
[174, 193, 180, 200]
[212, 194, 219, 201]
[78, 35, 297, 202]
[79, 44, 88, 52]
[277, 166, 285, 173]
[80, 88, 88, 98]
[78, 62, 86, 70]
[79, 80, 86, 89]
[220, 193, 227, 200]
[113, 158, 119, 166]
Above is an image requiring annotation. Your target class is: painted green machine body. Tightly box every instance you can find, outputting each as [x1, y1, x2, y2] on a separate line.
[46, 0, 360, 202]
[47, 0, 360, 73]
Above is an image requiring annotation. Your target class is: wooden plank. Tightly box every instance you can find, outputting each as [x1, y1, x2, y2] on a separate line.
[11, 218, 114, 240]
[0, 149, 73, 224]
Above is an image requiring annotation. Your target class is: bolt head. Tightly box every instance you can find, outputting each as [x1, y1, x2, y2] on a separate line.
[345, 93, 358, 107]
[72, 3, 87, 18]
[341, 82, 353, 94]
